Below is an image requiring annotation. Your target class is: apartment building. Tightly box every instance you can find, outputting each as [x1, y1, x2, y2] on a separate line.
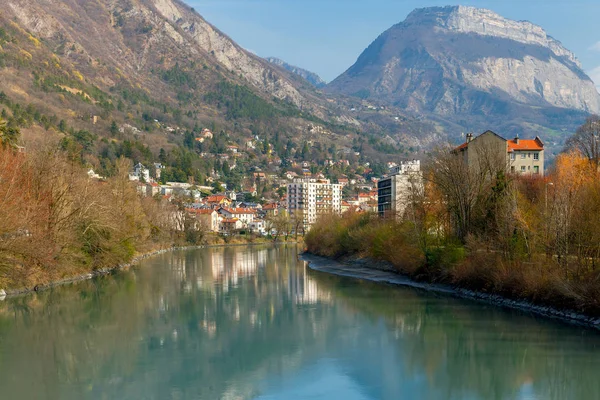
[287, 178, 342, 232]
[454, 130, 545, 176]
[377, 160, 423, 218]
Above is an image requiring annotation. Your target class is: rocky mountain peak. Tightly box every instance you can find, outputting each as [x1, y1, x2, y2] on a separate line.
[327, 5, 600, 137]
[402, 6, 580, 67]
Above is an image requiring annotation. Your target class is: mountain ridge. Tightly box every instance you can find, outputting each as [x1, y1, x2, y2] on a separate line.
[265, 57, 327, 88]
[326, 5, 599, 144]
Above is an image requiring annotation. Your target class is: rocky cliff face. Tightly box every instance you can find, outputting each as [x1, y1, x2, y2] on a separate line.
[265, 57, 326, 88]
[4, 0, 309, 108]
[328, 6, 600, 119]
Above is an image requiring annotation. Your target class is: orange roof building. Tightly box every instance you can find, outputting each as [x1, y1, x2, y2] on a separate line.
[454, 130, 544, 176]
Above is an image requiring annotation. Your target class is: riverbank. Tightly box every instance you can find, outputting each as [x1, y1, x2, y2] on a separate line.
[302, 253, 600, 330]
[0, 240, 300, 300]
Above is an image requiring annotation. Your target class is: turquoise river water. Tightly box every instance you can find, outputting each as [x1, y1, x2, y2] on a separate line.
[1, 244, 600, 399]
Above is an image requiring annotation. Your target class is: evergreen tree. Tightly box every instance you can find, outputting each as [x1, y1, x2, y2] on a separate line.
[110, 120, 119, 136]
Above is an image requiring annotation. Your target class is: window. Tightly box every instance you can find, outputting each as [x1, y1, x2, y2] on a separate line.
[521, 166, 526, 172]
[534, 166, 539, 174]
[510, 153, 515, 160]
[534, 153, 539, 160]
[511, 166, 515, 173]
[521, 153, 526, 159]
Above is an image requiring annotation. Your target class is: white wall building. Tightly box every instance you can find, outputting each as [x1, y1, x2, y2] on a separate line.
[377, 160, 423, 219]
[287, 178, 342, 232]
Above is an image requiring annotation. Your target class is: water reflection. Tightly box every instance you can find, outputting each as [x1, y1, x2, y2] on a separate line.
[0, 244, 599, 400]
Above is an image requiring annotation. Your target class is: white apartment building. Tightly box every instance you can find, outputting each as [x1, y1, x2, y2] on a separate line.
[377, 160, 423, 219]
[287, 178, 342, 232]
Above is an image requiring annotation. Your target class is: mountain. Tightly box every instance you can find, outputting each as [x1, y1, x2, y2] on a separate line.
[0, 0, 366, 158]
[0, 0, 424, 186]
[265, 57, 326, 88]
[327, 6, 599, 142]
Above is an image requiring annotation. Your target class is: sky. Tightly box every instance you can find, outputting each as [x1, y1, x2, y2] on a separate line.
[188, 0, 600, 86]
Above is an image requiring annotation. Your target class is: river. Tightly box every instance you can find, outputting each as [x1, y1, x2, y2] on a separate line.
[1, 244, 599, 399]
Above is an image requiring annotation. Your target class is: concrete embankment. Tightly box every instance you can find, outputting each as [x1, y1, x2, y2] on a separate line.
[301, 252, 600, 331]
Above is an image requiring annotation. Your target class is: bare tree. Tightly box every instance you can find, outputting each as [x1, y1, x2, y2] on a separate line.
[428, 142, 510, 242]
[565, 115, 600, 166]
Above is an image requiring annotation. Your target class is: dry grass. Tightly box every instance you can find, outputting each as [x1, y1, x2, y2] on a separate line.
[306, 213, 600, 316]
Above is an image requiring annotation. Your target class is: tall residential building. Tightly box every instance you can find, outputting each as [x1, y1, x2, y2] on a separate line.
[287, 178, 342, 231]
[454, 130, 545, 176]
[377, 160, 423, 218]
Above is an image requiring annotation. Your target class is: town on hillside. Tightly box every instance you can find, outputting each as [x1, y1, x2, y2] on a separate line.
[85, 128, 546, 237]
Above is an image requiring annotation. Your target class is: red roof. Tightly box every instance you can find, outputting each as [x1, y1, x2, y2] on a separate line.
[263, 203, 278, 210]
[206, 195, 228, 202]
[454, 135, 544, 152]
[507, 139, 544, 152]
[454, 142, 468, 151]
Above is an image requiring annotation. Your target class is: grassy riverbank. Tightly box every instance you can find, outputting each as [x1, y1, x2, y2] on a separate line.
[0, 144, 291, 291]
[305, 214, 600, 316]
[305, 145, 600, 317]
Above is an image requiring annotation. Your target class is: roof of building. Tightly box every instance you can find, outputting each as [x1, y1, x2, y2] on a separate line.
[453, 131, 544, 152]
[206, 195, 229, 202]
[507, 138, 544, 152]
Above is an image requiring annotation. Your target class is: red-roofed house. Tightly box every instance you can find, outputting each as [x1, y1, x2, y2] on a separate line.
[220, 218, 242, 233]
[206, 195, 231, 207]
[187, 209, 219, 232]
[218, 207, 256, 226]
[262, 203, 280, 217]
[453, 130, 544, 176]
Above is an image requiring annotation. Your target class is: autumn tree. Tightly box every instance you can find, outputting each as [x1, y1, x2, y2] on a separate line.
[565, 115, 600, 167]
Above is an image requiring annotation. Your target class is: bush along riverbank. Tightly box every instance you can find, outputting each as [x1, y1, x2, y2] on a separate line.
[0, 140, 296, 294]
[305, 150, 600, 318]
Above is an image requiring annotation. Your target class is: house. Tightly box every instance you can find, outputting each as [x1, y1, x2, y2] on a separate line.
[341, 200, 352, 213]
[357, 193, 371, 204]
[224, 190, 237, 201]
[87, 169, 102, 180]
[129, 163, 150, 182]
[454, 130, 545, 176]
[188, 209, 219, 232]
[220, 218, 243, 233]
[196, 128, 214, 143]
[227, 145, 239, 154]
[242, 187, 258, 197]
[248, 220, 266, 235]
[218, 207, 257, 227]
[206, 195, 231, 207]
[263, 203, 280, 217]
[239, 202, 262, 210]
[146, 182, 161, 197]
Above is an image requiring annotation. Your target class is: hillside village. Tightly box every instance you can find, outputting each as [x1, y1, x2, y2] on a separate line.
[97, 126, 547, 238]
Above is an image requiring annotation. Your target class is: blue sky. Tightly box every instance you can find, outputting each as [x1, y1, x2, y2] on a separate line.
[188, 0, 600, 86]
